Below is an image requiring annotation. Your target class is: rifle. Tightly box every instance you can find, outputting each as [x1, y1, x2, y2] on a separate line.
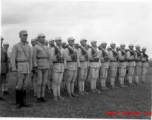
[98, 46, 108, 61]
[79, 46, 88, 60]
[142, 52, 149, 61]
[66, 45, 77, 61]
[54, 46, 64, 62]
[109, 47, 118, 61]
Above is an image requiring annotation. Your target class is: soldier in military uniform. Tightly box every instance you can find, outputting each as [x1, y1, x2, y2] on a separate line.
[134, 45, 142, 84]
[108, 42, 119, 89]
[51, 37, 66, 101]
[77, 39, 89, 95]
[126, 44, 136, 86]
[47, 39, 55, 93]
[64, 37, 79, 98]
[118, 44, 127, 87]
[10, 30, 32, 108]
[30, 38, 38, 96]
[98, 42, 109, 91]
[0, 37, 9, 101]
[141, 47, 149, 84]
[2, 42, 10, 95]
[33, 33, 50, 102]
[88, 40, 100, 93]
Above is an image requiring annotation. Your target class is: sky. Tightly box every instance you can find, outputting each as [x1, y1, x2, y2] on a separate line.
[1, 0, 152, 57]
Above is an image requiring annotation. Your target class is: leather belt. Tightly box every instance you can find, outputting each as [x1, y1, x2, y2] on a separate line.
[37, 57, 48, 59]
[17, 60, 28, 63]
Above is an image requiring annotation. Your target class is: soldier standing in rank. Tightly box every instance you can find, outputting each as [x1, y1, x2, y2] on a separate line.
[10, 30, 32, 108]
[98, 42, 109, 91]
[33, 33, 50, 102]
[64, 37, 79, 98]
[134, 45, 142, 84]
[141, 47, 149, 84]
[47, 39, 55, 93]
[51, 37, 66, 101]
[0, 37, 9, 101]
[2, 42, 10, 95]
[88, 40, 100, 93]
[78, 38, 89, 95]
[126, 44, 136, 86]
[108, 42, 119, 89]
[30, 38, 38, 96]
[118, 44, 128, 87]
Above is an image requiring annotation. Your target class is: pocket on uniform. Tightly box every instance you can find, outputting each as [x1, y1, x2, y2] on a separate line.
[53, 64, 60, 71]
[37, 59, 44, 67]
[17, 63, 23, 72]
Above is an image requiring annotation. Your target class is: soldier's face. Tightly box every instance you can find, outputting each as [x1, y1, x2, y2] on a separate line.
[39, 36, 45, 44]
[111, 44, 116, 49]
[45, 42, 48, 46]
[136, 47, 140, 51]
[121, 46, 125, 50]
[102, 44, 107, 49]
[56, 40, 62, 45]
[129, 46, 134, 50]
[4, 45, 9, 49]
[81, 41, 87, 46]
[49, 41, 54, 46]
[92, 42, 97, 47]
[142, 49, 146, 52]
[31, 41, 35, 46]
[69, 40, 74, 46]
[20, 34, 28, 42]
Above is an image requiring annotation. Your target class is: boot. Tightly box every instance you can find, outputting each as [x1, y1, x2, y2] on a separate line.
[22, 90, 31, 107]
[15, 90, 22, 109]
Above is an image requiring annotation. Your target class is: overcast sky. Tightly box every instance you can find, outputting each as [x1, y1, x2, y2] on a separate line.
[1, 0, 152, 57]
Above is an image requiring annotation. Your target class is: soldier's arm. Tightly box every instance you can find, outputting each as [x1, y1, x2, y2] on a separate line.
[33, 46, 38, 67]
[78, 48, 85, 62]
[118, 51, 124, 60]
[10, 45, 17, 71]
[88, 48, 94, 60]
[108, 51, 115, 61]
[50, 47, 57, 62]
[98, 50, 104, 62]
[126, 51, 133, 60]
[64, 48, 72, 61]
[29, 46, 33, 71]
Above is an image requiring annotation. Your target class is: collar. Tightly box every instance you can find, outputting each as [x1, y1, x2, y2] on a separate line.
[20, 41, 26, 45]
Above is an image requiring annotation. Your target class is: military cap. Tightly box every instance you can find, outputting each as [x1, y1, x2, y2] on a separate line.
[55, 37, 62, 41]
[90, 40, 97, 44]
[107, 46, 111, 49]
[3, 42, 9, 45]
[75, 42, 79, 45]
[142, 47, 146, 50]
[31, 38, 36, 42]
[135, 45, 140, 48]
[128, 44, 134, 47]
[37, 33, 45, 38]
[80, 38, 87, 42]
[100, 41, 107, 45]
[67, 37, 75, 42]
[19, 30, 28, 35]
[110, 42, 116, 46]
[116, 46, 120, 49]
[49, 39, 54, 42]
[120, 43, 126, 46]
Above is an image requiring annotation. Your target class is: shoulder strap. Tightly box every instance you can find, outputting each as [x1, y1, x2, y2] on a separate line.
[19, 43, 28, 61]
[38, 44, 49, 57]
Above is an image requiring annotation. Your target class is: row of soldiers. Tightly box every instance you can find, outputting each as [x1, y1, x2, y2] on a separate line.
[0, 30, 149, 109]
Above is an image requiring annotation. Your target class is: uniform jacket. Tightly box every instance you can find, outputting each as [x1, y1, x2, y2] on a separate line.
[99, 47, 109, 68]
[108, 48, 118, 67]
[10, 41, 32, 73]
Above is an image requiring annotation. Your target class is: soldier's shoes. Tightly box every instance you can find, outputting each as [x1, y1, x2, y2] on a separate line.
[71, 93, 78, 97]
[3, 91, 10, 95]
[22, 103, 31, 107]
[141, 81, 146, 84]
[111, 86, 117, 90]
[104, 87, 109, 90]
[83, 91, 89, 95]
[58, 96, 65, 100]
[94, 89, 101, 93]
[78, 91, 84, 95]
[129, 83, 134, 86]
[67, 94, 72, 99]
[0, 97, 5, 101]
[41, 97, 47, 102]
[16, 104, 22, 109]
[37, 98, 41, 103]
[53, 97, 58, 101]
[91, 89, 96, 93]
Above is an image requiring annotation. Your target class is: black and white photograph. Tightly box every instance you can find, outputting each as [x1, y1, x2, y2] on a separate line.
[0, 0, 152, 119]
